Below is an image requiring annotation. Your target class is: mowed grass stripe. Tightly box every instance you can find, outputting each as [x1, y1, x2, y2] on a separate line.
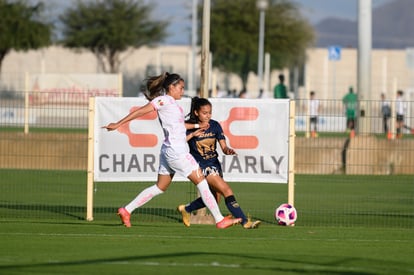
[0, 232, 413, 244]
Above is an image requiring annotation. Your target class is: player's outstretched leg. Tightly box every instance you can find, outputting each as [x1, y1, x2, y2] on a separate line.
[117, 207, 131, 227]
[216, 216, 242, 229]
[196, 179, 241, 229]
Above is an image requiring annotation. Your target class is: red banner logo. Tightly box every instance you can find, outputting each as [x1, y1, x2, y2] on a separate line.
[118, 106, 259, 149]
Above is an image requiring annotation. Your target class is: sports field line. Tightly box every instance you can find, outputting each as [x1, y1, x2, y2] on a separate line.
[0, 232, 412, 243]
[106, 261, 241, 268]
[104, 260, 387, 274]
[0, 257, 391, 274]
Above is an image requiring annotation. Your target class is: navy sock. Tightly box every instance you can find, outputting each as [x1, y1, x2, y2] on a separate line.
[225, 195, 247, 224]
[185, 197, 205, 213]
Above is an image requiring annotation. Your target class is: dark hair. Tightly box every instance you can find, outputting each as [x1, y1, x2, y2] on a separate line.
[144, 72, 183, 101]
[185, 97, 211, 123]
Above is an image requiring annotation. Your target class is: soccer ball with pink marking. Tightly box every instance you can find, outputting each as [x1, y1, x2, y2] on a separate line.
[275, 203, 297, 226]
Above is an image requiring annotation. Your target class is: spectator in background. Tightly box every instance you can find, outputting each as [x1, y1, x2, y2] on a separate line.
[273, 74, 288, 99]
[396, 90, 407, 138]
[309, 91, 320, 137]
[381, 93, 391, 134]
[215, 85, 227, 98]
[238, 90, 247, 98]
[257, 89, 263, 98]
[342, 86, 357, 133]
[231, 89, 238, 98]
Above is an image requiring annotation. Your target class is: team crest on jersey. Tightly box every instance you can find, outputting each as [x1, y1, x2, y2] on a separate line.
[156, 99, 164, 106]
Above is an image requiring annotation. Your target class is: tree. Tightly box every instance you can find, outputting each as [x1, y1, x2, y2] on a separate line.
[59, 0, 168, 74]
[0, 0, 52, 74]
[205, 0, 314, 90]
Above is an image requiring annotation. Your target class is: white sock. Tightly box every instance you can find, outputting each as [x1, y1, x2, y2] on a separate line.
[197, 179, 224, 223]
[125, 184, 164, 214]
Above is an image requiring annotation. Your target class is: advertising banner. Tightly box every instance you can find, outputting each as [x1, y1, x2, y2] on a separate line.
[94, 97, 290, 183]
[29, 73, 121, 105]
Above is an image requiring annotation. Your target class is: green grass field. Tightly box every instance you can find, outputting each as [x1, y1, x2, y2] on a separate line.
[0, 170, 413, 274]
[1, 221, 413, 275]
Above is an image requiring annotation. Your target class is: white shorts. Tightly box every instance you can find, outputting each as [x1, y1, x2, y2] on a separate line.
[158, 147, 199, 178]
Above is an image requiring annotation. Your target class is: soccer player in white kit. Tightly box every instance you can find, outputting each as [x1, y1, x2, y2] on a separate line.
[103, 72, 241, 229]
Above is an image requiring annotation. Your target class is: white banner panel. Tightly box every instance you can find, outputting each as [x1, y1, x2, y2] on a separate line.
[94, 97, 290, 183]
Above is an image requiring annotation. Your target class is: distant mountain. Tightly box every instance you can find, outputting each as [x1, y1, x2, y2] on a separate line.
[314, 0, 414, 49]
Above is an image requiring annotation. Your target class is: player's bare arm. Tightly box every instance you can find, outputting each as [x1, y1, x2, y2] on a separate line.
[103, 103, 154, 131]
[219, 140, 236, 155]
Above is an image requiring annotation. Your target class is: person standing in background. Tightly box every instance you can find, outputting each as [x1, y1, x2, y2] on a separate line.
[342, 86, 357, 134]
[380, 93, 391, 134]
[238, 90, 247, 98]
[309, 91, 320, 137]
[273, 74, 288, 99]
[396, 90, 407, 138]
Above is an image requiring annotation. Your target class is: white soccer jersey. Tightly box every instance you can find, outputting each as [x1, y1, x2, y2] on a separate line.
[150, 95, 188, 154]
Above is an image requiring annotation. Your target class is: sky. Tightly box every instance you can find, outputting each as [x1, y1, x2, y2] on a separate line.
[42, 0, 393, 45]
[295, 0, 392, 23]
[143, 0, 394, 45]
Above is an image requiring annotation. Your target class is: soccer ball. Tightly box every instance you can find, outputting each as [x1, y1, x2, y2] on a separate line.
[275, 203, 297, 226]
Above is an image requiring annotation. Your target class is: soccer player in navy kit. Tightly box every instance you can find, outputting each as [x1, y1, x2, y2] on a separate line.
[178, 97, 261, 229]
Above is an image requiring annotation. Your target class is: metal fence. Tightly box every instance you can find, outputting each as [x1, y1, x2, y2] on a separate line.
[0, 91, 413, 227]
[1, 91, 414, 173]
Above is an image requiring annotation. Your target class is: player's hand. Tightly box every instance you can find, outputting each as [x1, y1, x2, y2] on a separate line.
[223, 147, 236, 155]
[102, 122, 119, 131]
[192, 128, 205, 137]
[200, 123, 210, 130]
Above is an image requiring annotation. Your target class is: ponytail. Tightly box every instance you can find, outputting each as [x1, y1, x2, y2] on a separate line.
[144, 72, 183, 101]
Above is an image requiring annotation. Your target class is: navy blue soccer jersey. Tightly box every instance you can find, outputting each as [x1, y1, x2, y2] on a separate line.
[187, 119, 226, 170]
